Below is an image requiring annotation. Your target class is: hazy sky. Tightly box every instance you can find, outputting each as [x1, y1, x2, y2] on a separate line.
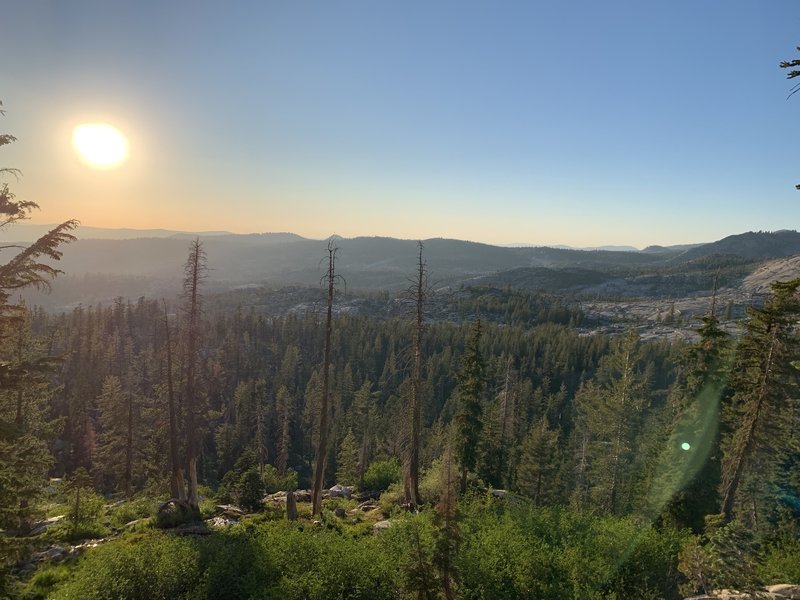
[2, 1, 799, 247]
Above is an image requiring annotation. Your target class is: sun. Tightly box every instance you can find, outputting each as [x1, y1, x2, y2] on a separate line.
[71, 123, 129, 169]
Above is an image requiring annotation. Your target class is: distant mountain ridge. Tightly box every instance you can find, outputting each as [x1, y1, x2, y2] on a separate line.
[10, 227, 800, 309]
[676, 230, 800, 262]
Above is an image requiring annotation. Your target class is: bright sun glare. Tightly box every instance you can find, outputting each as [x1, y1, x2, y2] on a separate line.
[71, 123, 129, 169]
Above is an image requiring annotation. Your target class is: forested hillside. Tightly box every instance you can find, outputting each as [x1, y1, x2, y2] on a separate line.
[2, 234, 799, 599]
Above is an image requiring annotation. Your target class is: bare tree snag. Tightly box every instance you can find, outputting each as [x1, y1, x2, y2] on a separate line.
[311, 239, 338, 516]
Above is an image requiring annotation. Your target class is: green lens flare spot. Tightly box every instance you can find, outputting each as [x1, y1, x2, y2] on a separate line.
[681, 442, 691, 451]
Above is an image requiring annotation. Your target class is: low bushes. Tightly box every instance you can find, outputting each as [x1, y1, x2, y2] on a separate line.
[48, 499, 695, 600]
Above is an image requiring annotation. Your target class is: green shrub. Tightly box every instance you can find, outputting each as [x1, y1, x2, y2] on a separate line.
[378, 482, 404, 515]
[418, 457, 443, 505]
[216, 470, 238, 504]
[155, 503, 201, 529]
[238, 468, 265, 512]
[758, 537, 800, 583]
[23, 564, 72, 599]
[110, 497, 156, 528]
[363, 457, 401, 492]
[262, 464, 298, 494]
[53, 532, 201, 599]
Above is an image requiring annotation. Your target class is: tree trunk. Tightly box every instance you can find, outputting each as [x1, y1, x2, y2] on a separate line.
[405, 242, 425, 506]
[312, 241, 336, 516]
[721, 329, 776, 521]
[125, 391, 133, 497]
[163, 301, 185, 502]
[183, 240, 205, 512]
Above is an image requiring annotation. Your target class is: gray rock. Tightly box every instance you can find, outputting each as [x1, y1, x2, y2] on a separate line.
[32, 546, 66, 562]
[334, 507, 346, 518]
[767, 585, 800, 599]
[294, 490, 312, 503]
[373, 520, 392, 531]
[328, 484, 352, 499]
[29, 515, 65, 536]
[214, 504, 244, 518]
[206, 516, 237, 528]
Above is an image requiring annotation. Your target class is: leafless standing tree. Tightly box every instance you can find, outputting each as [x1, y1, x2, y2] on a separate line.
[311, 239, 339, 516]
[404, 241, 428, 506]
[182, 238, 206, 512]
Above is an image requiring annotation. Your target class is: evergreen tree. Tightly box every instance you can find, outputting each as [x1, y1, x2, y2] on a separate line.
[654, 295, 731, 531]
[454, 320, 485, 492]
[433, 444, 460, 600]
[0, 103, 76, 536]
[94, 375, 140, 495]
[575, 331, 649, 515]
[516, 417, 561, 505]
[275, 385, 292, 475]
[336, 428, 359, 486]
[181, 238, 207, 512]
[720, 278, 800, 524]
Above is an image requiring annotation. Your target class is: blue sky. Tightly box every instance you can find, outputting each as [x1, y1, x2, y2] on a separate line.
[2, 1, 799, 247]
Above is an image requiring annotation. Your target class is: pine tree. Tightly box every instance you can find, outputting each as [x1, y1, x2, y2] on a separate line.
[275, 385, 292, 476]
[575, 330, 649, 515]
[161, 301, 185, 502]
[0, 102, 77, 534]
[454, 320, 485, 492]
[95, 375, 140, 495]
[336, 428, 359, 486]
[351, 379, 375, 487]
[433, 444, 461, 600]
[181, 238, 207, 512]
[517, 417, 560, 505]
[654, 293, 731, 531]
[720, 278, 800, 524]
[478, 356, 516, 488]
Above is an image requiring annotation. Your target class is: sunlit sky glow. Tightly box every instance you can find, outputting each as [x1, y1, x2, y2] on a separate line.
[72, 123, 129, 170]
[2, 1, 799, 247]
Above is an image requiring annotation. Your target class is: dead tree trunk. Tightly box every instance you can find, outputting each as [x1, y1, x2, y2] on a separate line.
[311, 240, 337, 516]
[404, 241, 427, 506]
[183, 239, 206, 512]
[162, 301, 185, 502]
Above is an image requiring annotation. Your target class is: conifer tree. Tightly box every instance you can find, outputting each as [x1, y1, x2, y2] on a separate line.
[433, 444, 460, 600]
[161, 301, 185, 502]
[0, 102, 77, 533]
[478, 356, 516, 488]
[336, 428, 359, 486]
[454, 320, 485, 492]
[95, 374, 140, 495]
[517, 417, 561, 505]
[351, 379, 375, 486]
[575, 330, 649, 515]
[720, 278, 800, 524]
[654, 291, 731, 530]
[275, 385, 292, 476]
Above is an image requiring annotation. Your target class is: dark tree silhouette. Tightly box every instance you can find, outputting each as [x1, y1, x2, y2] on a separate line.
[182, 238, 207, 512]
[311, 239, 338, 516]
[404, 241, 428, 506]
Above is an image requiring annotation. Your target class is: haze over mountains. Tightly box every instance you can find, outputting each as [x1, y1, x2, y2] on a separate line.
[10, 225, 800, 311]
